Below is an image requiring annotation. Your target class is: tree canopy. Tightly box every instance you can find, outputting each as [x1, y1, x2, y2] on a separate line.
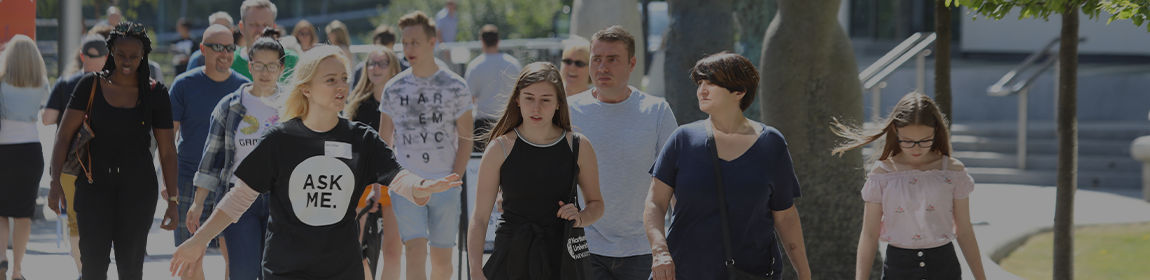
[952, 0, 1150, 30]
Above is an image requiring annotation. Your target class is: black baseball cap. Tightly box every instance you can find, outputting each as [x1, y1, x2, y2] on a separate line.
[81, 35, 109, 58]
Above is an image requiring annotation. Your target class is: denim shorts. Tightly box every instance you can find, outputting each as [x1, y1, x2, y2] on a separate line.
[390, 186, 461, 248]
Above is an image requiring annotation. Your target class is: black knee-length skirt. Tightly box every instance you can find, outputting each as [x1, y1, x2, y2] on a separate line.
[0, 143, 44, 218]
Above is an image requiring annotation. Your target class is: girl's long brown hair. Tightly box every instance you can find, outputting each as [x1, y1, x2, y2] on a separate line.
[344, 47, 400, 119]
[482, 62, 572, 147]
[831, 92, 952, 164]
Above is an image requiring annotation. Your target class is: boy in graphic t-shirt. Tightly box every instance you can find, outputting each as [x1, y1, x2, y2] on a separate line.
[376, 11, 473, 280]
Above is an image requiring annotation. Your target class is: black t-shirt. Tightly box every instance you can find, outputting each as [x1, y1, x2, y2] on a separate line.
[232, 118, 403, 280]
[47, 72, 85, 126]
[350, 98, 381, 131]
[66, 73, 174, 181]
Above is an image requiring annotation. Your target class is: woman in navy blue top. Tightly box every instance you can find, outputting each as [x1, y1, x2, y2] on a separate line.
[644, 52, 811, 280]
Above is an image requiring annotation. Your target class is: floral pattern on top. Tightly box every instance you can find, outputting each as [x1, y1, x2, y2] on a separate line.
[859, 156, 977, 249]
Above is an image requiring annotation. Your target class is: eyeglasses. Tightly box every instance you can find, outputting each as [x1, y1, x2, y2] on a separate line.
[367, 60, 390, 69]
[203, 43, 238, 53]
[562, 59, 588, 68]
[249, 62, 282, 72]
[898, 138, 935, 149]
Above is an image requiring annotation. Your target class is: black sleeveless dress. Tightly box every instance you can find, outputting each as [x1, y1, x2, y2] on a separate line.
[483, 131, 578, 280]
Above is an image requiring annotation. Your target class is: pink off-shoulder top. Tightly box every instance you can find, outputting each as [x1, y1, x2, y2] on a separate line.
[861, 156, 975, 249]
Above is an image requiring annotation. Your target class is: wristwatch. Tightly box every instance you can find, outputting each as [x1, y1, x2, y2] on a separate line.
[168, 196, 179, 204]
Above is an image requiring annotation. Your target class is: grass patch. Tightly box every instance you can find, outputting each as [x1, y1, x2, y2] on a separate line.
[999, 222, 1150, 279]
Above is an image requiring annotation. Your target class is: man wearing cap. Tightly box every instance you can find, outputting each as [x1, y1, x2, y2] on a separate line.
[41, 34, 109, 278]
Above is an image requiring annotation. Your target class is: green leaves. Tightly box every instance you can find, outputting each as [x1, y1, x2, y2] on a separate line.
[952, 0, 1150, 32]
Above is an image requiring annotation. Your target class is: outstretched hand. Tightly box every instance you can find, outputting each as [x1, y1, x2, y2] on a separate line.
[416, 173, 463, 194]
[169, 239, 206, 277]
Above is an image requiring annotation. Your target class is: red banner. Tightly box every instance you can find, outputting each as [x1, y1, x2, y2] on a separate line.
[0, 0, 38, 44]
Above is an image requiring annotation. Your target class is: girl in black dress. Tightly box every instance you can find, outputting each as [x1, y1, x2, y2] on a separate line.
[467, 62, 605, 280]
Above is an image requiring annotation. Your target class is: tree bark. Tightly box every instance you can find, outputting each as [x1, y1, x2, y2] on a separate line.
[663, 0, 734, 125]
[933, 0, 952, 126]
[1053, 4, 1079, 280]
[734, 0, 777, 122]
[759, 0, 876, 278]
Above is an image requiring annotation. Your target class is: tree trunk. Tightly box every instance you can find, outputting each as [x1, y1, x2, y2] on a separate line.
[1053, 4, 1079, 280]
[759, 0, 876, 278]
[663, 0, 734, 125]
[734, 0, 777, 122]
[933, 0, 952, 126]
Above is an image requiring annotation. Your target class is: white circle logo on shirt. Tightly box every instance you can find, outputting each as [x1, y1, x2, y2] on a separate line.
[288, 156, 356, 226]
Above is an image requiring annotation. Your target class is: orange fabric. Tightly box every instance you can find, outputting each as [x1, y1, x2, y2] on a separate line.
[358, 185, 391, 209]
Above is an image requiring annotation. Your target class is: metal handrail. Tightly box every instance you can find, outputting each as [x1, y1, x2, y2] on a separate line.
[986, 37, 1085, 169]
[859, 32, 936, 122]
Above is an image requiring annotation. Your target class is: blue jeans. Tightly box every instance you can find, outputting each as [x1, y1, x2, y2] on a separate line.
[590, 254, 652, 280]
[222, 192, 271, 280]
[390, 186, 461, 248]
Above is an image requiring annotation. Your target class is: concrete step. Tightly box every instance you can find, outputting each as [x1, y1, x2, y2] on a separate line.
[950, 135, 1132, 156]
[949, 122, 1150, 140]
[953, 151, 1143, 172]
[966, 167, 1141, 189]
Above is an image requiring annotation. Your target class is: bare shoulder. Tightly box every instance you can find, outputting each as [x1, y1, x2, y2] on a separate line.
[869, 159, 891, 174]
[482, 132, 518, 160]
[947, 156, 967, 171]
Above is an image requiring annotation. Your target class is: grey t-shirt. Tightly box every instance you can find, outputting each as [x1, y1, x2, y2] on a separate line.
[464, 53, 521, 120]
[378, 68, 473, 179]
[568, 87, 678, 257]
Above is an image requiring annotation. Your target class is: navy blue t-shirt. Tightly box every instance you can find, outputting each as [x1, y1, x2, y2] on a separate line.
[170, 66, 250, 181]
[649, 120, 801, 279]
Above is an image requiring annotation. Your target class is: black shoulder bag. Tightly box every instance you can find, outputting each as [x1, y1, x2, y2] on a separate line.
[707, 122, 774, 280]
[560, 133, 593, 280]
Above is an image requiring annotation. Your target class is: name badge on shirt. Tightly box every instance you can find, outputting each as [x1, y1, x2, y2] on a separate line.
[325, 141, 353, 159]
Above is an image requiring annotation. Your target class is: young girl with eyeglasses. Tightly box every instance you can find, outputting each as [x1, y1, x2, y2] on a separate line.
[832, 92, 987, 280]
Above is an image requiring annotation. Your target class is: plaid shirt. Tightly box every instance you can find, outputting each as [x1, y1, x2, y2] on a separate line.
[191, 85, 251, 204]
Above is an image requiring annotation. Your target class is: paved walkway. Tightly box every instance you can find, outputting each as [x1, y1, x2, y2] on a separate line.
[11, 124, 1150, 279]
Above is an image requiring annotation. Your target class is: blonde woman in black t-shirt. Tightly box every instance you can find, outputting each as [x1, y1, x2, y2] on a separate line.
[169, 45, 462, 280]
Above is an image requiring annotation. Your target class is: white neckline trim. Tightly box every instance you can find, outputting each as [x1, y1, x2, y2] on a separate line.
[513, 128, 566, 148]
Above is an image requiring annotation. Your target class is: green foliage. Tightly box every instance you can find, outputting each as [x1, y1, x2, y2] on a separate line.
[370, 0, 562, 42]
[951, 0, 1150, 32]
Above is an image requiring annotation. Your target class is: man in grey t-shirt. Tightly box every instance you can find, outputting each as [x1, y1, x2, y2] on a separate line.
[465, 24, 521, 151]
[569, 25, 678, 280]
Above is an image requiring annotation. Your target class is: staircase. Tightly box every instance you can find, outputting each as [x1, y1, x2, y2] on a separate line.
[950, 122, 1150, 190]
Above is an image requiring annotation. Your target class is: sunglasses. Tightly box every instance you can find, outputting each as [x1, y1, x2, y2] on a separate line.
[203, 43, 238, 53]
[562, 59, 588, 67]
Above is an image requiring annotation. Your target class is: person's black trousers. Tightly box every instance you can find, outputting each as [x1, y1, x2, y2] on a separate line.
[883, 242, 962, 280]
[75, 158, 159, 280]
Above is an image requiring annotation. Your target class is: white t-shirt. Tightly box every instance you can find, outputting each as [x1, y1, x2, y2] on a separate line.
[464, 53, 521, 120]
[230, 87, 281, 183]
[378, 68, 472, 179]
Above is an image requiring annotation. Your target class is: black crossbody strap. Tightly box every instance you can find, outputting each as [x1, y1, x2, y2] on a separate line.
[568, 132, 582, 209]
[707, 122, 737, 268]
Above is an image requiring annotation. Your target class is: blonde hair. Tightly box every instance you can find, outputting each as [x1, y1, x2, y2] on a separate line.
[325, 20, 352, 47]
[0, 35, 48, 88]
[345, 47, 400, 119]
[282, 45, 350, 121]
[562, 35, 592, 86]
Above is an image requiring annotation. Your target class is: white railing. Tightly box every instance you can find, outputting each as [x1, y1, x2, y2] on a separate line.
[860, 32, 936, 122]
[986, 37, 1085, 169]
